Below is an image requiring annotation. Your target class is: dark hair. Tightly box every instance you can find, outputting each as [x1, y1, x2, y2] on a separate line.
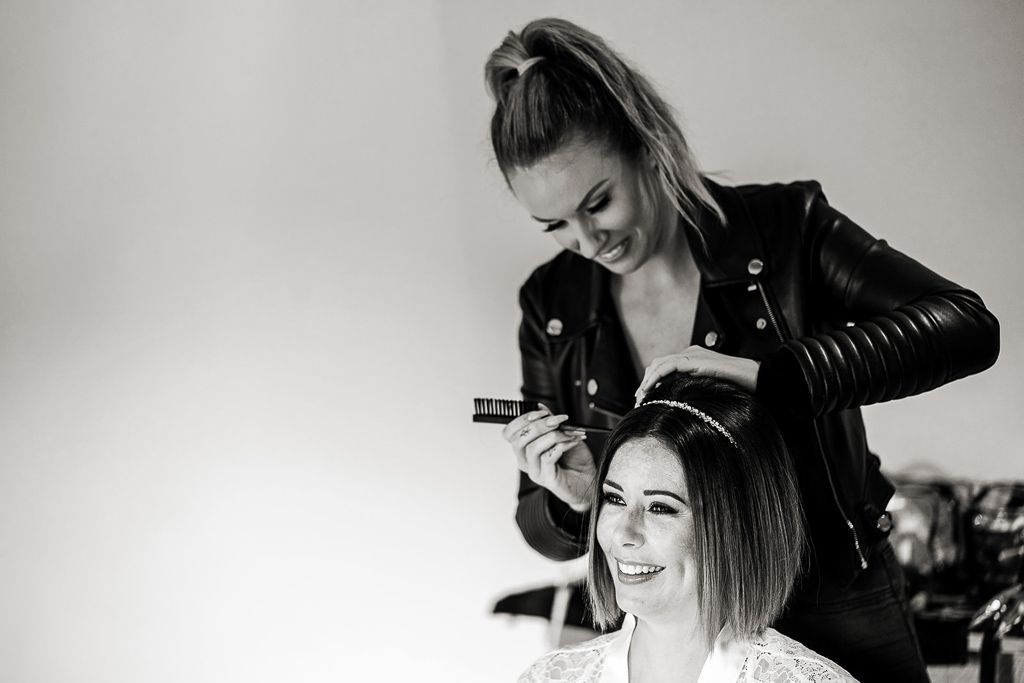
[586, 375, 805, 637]
[484, 18, 724, 237]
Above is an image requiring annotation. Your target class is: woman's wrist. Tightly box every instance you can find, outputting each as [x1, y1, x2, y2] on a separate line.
[738, 358, 761, 392]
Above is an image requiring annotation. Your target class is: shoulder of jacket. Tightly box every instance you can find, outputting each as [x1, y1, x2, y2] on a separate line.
[728, 179, 828, 215]
[697, 179, 829, 281]
[716, 180, 834, 257]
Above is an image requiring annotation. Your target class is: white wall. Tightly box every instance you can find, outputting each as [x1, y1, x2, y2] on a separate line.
[0, 2, 1020, 681]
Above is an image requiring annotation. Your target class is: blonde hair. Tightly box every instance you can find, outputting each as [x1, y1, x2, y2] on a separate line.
[484, 18, 725, 239]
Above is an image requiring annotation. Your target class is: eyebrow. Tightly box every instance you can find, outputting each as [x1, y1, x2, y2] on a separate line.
[645, 490, 687, 505]
[603, 480, 687, 505]
[531, 179, 610, 223]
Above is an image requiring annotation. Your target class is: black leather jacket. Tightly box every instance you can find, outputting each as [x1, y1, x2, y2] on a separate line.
[515, 179, 999, 588]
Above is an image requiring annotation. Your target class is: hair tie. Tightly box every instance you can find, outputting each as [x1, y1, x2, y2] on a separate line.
[641, 399, 739, 449]
[516, 56, 545, 77]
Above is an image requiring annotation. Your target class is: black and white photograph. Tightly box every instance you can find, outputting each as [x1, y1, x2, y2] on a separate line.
[1, 2, 1022, 681]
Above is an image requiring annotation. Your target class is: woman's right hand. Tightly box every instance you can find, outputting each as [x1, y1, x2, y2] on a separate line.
[502, 406, 597, 513]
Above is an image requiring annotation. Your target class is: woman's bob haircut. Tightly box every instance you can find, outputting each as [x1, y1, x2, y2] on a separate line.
[587, 374, 805, 638]
[484, 17, 725, 241]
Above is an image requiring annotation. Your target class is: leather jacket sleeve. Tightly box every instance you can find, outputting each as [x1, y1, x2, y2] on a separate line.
[757, 192, 1000, 418]
[514, 281, 589, 561]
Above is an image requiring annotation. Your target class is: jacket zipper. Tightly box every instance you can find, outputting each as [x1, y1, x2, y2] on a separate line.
[755, 281, 869, 570]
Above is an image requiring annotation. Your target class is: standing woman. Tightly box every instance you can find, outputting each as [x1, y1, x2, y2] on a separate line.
[485, 17, 999, 683]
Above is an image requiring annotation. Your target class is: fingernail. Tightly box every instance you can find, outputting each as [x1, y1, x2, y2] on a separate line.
[545, 415, 570, 427]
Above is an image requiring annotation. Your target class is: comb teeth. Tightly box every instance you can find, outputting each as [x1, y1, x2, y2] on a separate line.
[472, 397, 541, 424]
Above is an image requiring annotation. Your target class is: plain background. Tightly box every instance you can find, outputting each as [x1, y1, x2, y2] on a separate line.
[1, 1, 1021, 680]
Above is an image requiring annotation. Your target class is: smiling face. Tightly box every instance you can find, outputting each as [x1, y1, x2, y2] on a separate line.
[506, 138, 675, 274]
[596, 436, 697, 623]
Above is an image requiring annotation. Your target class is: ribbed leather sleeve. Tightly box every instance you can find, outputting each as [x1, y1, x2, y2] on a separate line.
[515, 474, 588, 561]
[757, 198, 1000, 418]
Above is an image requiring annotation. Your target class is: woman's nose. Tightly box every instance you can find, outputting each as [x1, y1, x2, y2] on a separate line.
[613, 509, 644, 548]
[573, 220, 606, 260]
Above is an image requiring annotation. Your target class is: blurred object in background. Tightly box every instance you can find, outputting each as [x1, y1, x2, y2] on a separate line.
[888, 475, 977, 668]
[886, 473, 1024, 681]
[969, 584, 1024, 683]
[888, 478, 975, 588]
[966, 483, 1024, 595]
[491, 556, 595, 649]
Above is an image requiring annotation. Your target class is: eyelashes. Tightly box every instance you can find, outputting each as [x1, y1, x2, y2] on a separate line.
[600, 491, 678, 515]
[541, 195, 611, 233]
[587, 195, 610, 214]
[602, 491, 625, 506]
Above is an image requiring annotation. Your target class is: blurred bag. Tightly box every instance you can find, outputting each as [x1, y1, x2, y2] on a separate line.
[887, 478, 973, 584]
[966, 483, 1024, 592]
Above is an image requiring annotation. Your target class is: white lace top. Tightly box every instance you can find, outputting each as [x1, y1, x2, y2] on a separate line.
[518, 614, 858, 682]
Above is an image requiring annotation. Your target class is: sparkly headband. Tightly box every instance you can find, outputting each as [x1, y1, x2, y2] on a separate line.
[641, 400, 739, 449]
[516, 56, 544, 76]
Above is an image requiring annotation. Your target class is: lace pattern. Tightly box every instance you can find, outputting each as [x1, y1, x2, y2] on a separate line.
[517, 631, 617, 683]
[517, 626, 858, 682]
[739, 629, 858, 682]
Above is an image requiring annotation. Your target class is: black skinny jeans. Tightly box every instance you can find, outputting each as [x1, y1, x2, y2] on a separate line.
[774, 541, 930, 683]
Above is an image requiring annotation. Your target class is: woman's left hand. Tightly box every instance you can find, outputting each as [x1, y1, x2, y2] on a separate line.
[635, 346, 761, 404]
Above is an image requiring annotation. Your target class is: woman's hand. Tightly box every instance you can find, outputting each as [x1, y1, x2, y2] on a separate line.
[635, 346, 761, 404]
[502, 406, 596, 513]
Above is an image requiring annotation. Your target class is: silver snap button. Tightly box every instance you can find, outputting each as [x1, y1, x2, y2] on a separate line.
[704, 331, 719, 347]
[545, 318, 563, 336]
[747, 258, 764, 276]
[755, 317, 768, 330]
[587, 379, 599, 396]
[876, 513, 893, 534]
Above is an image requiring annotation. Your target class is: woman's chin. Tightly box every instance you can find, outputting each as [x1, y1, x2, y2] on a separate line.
[598, 252, 644, 276]
[614, 592, 652, 617]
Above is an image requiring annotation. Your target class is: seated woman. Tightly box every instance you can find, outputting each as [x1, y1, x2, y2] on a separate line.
[519, 375, 857, 682]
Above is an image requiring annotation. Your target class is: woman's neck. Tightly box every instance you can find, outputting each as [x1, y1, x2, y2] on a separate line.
[637, 215, 697, 286]
[628, 613, 714, 683]
[621, 217, 699, 295]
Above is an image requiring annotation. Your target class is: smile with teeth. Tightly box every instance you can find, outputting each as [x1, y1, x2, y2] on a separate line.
[617, 560, 665, 575]
[598, 239, 628, 261]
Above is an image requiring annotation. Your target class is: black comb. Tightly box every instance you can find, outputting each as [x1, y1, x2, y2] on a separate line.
[471, 397, 612, 438]
[472, 397, 541, 424]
